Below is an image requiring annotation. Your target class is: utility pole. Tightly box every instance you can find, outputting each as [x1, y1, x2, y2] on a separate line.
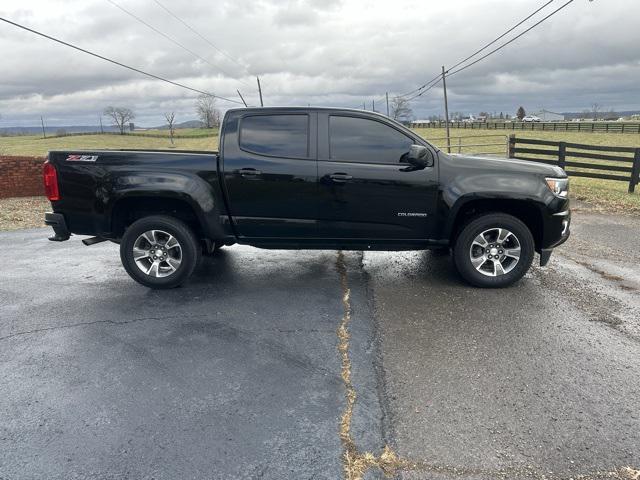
[372, 99, 375, 112]
[256, 77, 264, 107]
[237, 89, 248, 107]
[442, 65, 451, 154]
[363, 101, 366, 110]
[99, 115, 104, 134]
[386, 92, 390, 117]
[40, 116, 46, 139]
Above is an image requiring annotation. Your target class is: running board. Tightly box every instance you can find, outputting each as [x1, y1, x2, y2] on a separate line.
[82, 236, 107, 246]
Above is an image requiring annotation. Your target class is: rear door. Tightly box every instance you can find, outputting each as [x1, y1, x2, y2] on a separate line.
[221, 111, 318, 238]
[317, 112, 439, 240]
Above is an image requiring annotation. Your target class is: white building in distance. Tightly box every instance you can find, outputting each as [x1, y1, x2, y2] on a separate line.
[535, 110, 565, 121]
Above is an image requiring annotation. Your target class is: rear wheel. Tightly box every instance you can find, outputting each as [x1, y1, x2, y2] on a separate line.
[120, 215, 201, 289]
[453, 213, 534, 288]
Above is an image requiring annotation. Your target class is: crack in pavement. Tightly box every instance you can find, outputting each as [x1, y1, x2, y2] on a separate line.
[1, 313, 341, 382]
[0, 315, 333, 342]
[335, 251, 640, 480]
[0, 315, 177, 342]
[336, 251, 405, 479]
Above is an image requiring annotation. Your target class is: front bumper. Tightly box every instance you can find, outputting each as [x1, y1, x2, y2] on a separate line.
[539, 209, 571, 266]
[45, 212, 70, 241]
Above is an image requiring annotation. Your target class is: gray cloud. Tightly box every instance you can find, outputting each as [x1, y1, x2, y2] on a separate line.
[0, 0, 638, 127]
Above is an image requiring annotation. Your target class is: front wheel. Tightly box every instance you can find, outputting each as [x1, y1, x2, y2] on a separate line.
[453, 213, 534, 288]
[120, 215, 201, 289]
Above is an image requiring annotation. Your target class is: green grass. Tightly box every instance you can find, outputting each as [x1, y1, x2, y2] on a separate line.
[1, 127, 638, 214]
[0, 130, 219, 156]
[135, 127, 218, 137]
[413, 128, 640, 152]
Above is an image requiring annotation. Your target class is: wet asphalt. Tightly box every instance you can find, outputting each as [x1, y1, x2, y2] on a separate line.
[1, 212, 639, 479]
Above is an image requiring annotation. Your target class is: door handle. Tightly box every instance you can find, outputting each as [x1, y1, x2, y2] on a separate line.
[238, 168, 261, 176]
[329, 173, 353, 183]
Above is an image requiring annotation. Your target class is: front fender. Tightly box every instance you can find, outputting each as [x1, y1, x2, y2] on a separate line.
[439, 169, 553, 241]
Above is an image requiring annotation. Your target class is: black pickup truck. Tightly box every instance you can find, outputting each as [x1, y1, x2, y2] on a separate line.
[44, 107, 570, 289]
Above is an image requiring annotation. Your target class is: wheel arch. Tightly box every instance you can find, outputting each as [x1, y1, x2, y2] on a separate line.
[110, 193, 209, 239]
[447, 197, 544, 251]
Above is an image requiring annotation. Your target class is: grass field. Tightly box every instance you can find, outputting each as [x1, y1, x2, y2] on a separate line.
[0, 131, 219, 156]
[136, 127, 217, 137]
[1, 127, 639, 215]
[415, 128, 640, 151]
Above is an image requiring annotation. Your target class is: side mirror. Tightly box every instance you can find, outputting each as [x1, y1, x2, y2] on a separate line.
[407, 145, 433, 168]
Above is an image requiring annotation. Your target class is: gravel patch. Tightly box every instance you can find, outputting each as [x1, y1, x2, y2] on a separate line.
[0, 196, 49, 231]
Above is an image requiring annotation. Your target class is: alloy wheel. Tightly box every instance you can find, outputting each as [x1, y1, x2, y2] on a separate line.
[132, 229, 182, 277]
[469, 227, 521, 277]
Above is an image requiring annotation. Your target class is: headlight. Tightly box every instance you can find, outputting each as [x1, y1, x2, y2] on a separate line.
[545, 177, 569, 198]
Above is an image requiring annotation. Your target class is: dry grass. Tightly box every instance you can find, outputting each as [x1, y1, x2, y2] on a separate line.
[0, 196, 49, 231]
[0, 131, 219, 156]
[413, 127, 640, 150]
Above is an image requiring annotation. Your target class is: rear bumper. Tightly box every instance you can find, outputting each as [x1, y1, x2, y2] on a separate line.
[45, 212, 70, 241]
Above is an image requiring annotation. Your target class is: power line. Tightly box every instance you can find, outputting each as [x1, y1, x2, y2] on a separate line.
[403, 76, 442, 102]
[0, 16, 244, 104]
[396, 0, 566, 102]
[151, 0, 247, 72]
[447, 0, 555, 74]
[398, 73, 441, 99]
[105, 0, 251, 88]
[447, 0, 575, 77]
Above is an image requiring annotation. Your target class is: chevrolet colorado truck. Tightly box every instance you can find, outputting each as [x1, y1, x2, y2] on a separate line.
[44, 107, 570, 289]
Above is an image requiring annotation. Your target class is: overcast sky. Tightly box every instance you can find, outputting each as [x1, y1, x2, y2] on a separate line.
[0, 0, 638, 127]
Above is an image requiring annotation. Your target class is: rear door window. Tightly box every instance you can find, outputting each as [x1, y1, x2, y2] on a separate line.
[240, 114, 309, 158]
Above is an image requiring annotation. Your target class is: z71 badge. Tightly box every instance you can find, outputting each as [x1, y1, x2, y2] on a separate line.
[66, 155, 99, 162]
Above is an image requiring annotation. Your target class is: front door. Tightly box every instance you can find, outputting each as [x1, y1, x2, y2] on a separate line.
[222, 111, 318, 238]
[317, 113, 438, 240]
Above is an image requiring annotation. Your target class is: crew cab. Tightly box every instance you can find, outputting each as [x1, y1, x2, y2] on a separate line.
[44, 107, 570, 289]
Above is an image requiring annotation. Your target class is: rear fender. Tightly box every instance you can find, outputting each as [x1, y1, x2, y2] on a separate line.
[107, 172, 226, 239]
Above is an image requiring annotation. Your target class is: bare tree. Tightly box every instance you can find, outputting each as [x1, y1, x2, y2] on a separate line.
[390, 97, 413, 122]
[104, 106, 135, 135]
[516, 106, 526, 120]
[164, 112, 176, 146]
[591, 103, 601, 120]
[196, 95, 220, 129]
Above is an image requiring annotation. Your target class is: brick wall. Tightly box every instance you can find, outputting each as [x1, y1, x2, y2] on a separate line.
[0, 156, 46, 198]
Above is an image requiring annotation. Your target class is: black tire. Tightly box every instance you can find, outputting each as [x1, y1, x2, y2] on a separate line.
[120, 215, 201, 289]
[453, 213, 534, 288]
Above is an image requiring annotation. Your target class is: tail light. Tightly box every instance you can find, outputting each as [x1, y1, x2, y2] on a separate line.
[43, 160, 60, 201]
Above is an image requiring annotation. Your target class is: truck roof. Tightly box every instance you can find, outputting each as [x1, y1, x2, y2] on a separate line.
[226, 106, 391, 118]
